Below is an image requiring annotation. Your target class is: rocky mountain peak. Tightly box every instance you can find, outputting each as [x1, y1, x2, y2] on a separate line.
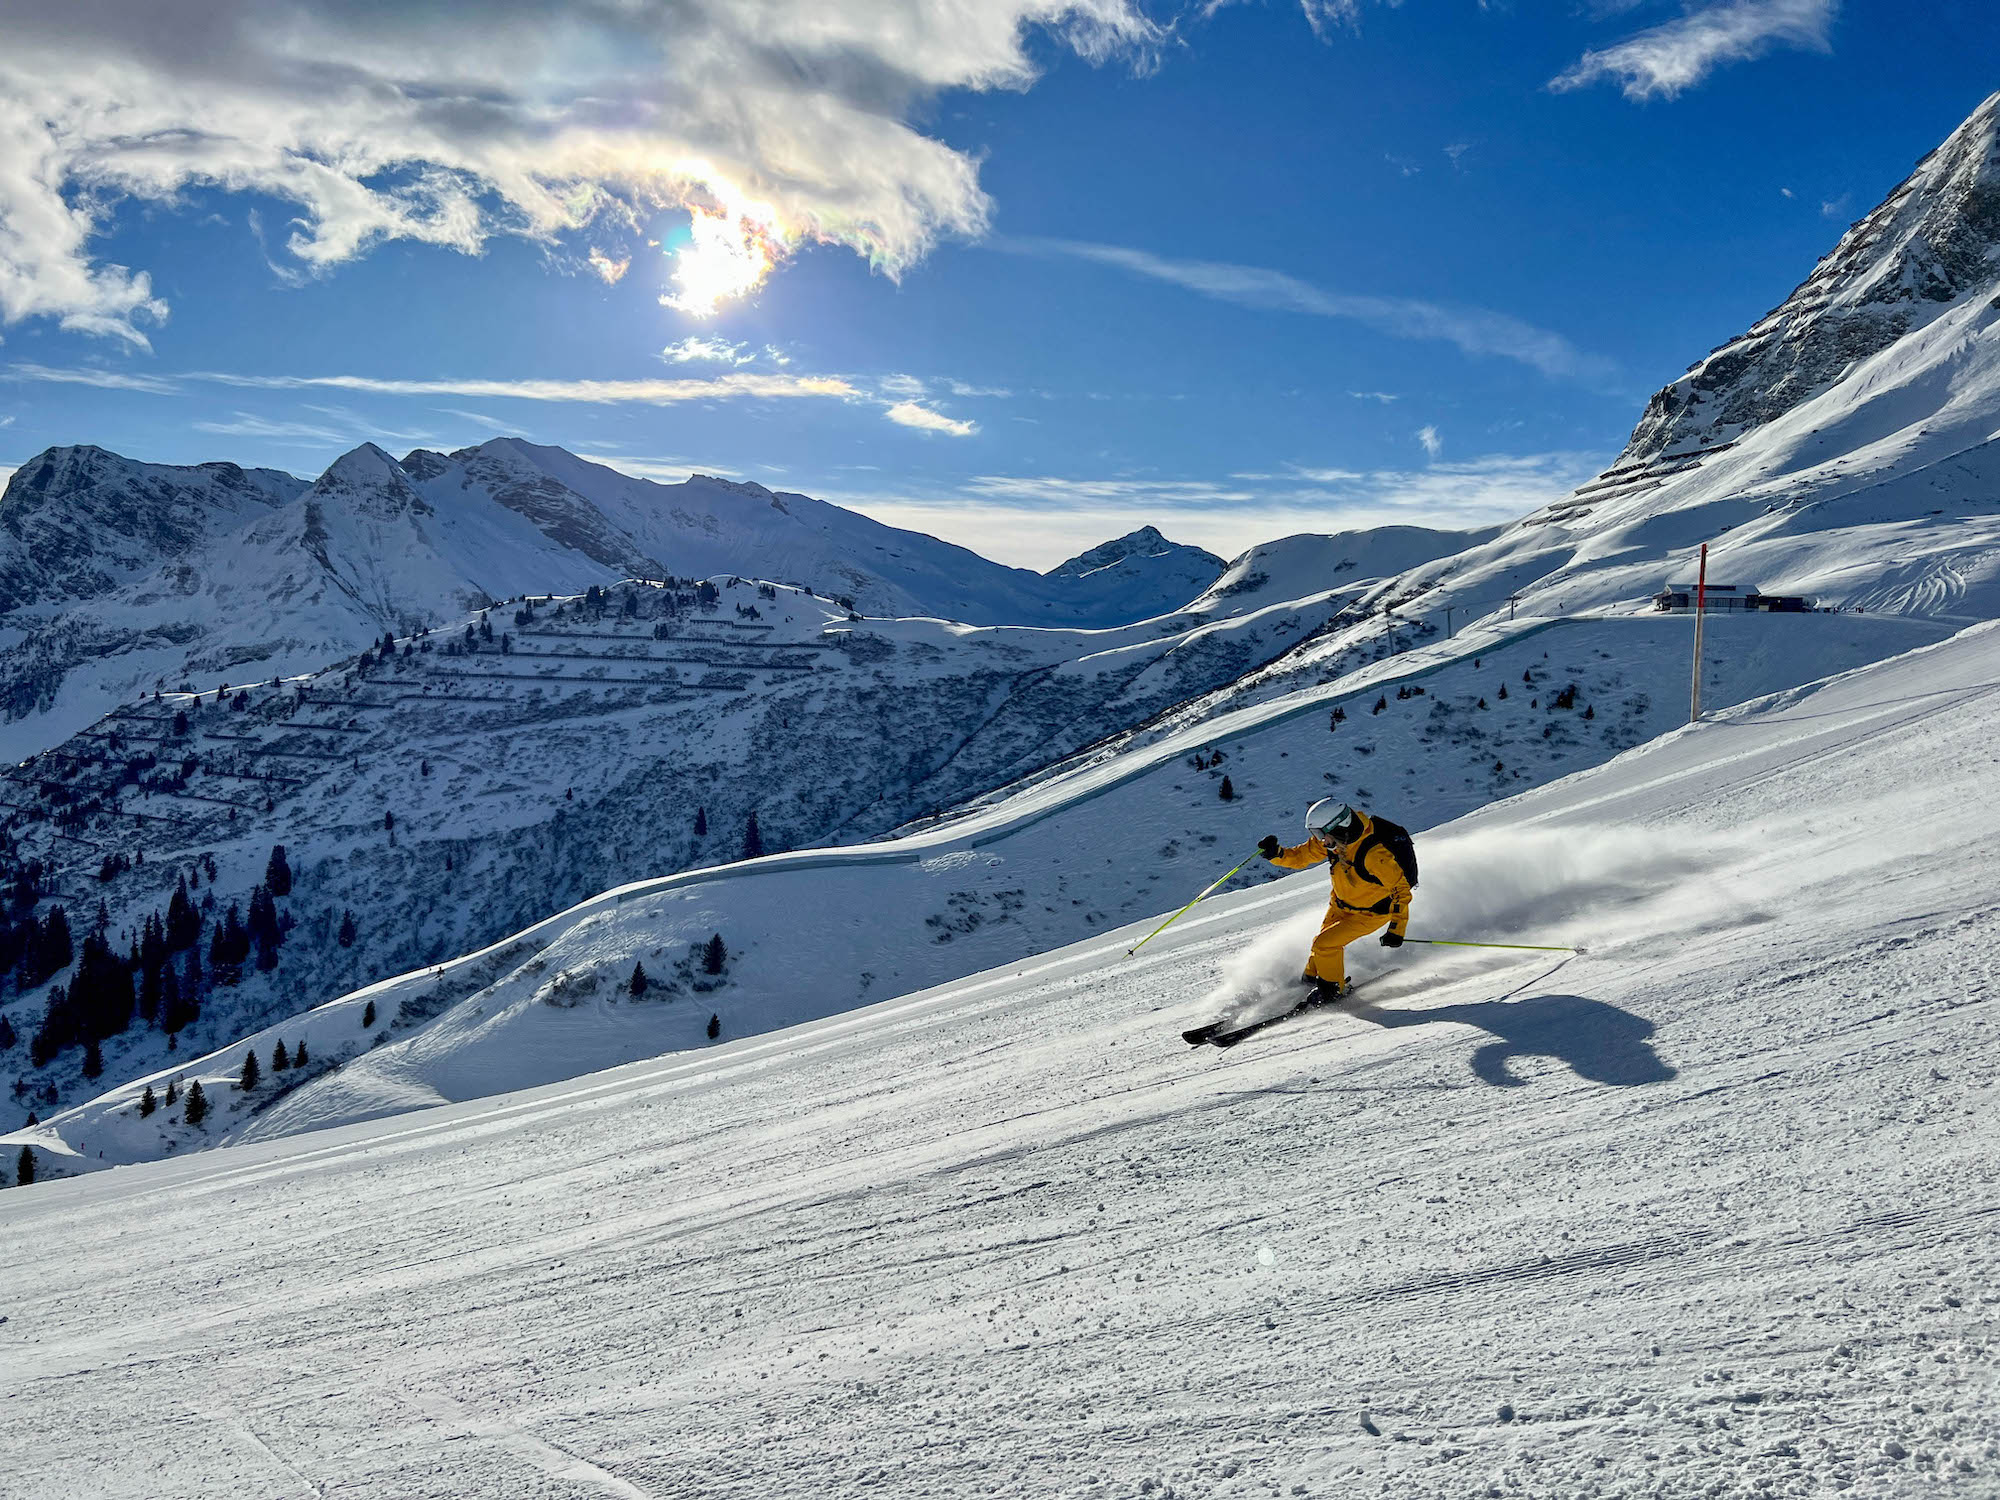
[1620, 90, 2000, 467]
[1046, 525, 1218, 582]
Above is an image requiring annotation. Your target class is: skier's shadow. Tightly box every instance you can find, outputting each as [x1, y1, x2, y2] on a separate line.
[1348, 993, 1677, 1088]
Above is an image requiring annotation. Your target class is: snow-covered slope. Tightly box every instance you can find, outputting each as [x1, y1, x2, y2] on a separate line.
[5, 613, 1994, 1499]
[0, 568, 1394, 1127]
[0, 438, 1225, 762]
[18, 597, 1950, 1161]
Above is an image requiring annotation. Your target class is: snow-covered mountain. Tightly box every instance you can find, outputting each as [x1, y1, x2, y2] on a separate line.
[0, 445, 303, 614]
[0, 557, 1408, 1128]
[1625, 89, 2000, 464]
[0, 439, 1225, 761]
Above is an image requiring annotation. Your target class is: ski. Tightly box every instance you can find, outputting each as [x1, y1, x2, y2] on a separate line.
[1183, 977, 1373, 1049]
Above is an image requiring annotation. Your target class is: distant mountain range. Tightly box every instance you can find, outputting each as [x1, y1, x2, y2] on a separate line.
[0, 439, 1225, 763]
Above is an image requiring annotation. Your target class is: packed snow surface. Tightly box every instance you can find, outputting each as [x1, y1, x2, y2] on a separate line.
[3, 620, 1994, 1498]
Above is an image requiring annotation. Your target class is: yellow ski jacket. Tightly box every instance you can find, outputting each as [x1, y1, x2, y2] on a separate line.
[1270, 812, 1413, 937]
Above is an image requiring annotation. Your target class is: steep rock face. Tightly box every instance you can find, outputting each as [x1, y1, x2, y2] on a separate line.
[1623, 90, 2000, 465]
[0, 447, 303, 612]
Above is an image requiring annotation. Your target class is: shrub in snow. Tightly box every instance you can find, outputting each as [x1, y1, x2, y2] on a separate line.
[183, 1080, 207, 1126]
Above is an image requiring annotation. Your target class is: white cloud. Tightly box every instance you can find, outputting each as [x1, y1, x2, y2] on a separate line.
[587, 249, 631, 285]
[885, 401, 977, 437]
[193, 412, 355, 445]
[839, 452, 1604, 568]
[1009, 238, 1612, 381]
[1416, 424, 1442, 457]
[1780, 186, 1796, 199]
[433, 408, 514, 432]
[662, 337, 757, 366]
[572, 452, 740, 482]
[193, 370, 861, 407]
[1550, 0, 1836, 101]
[0, 1, 1158, 345]
[2, 362, 180, 394]
[1348, 390, 1398, 404]
[1821, 194, 1852, 220]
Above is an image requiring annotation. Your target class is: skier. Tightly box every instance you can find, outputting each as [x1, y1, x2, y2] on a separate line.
[1257, 800, 1414, 1004]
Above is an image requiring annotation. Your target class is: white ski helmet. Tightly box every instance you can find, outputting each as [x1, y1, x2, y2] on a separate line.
[1305, 798, 1363, 845]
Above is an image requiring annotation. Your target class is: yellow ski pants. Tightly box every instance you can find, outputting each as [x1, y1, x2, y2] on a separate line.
[1305, 905, 1390, 986]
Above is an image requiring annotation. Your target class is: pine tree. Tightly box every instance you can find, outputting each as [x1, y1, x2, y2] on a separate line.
[239, 1049, 260, 1091]
[82, 1036, 103, 1079]
[138, 1084, 157, 1117]
[703, 933, 726, 975]
[14, 1145, 33, 1186]
[1218, 776, 1235, 801]
[628, 962, 649, 998]
[338, 909, 358, 948]
[706, 1013, 720, 1040]
[741, 811, 763, 859]
[361, 1000, 376, 1028]
[0, 1012, 13, 1052]
[265, 845, 293, 897]
[164, 1079, 178, 1106]
[183, 1079, 208, 1126]
[1498, 684, 1508, 700]
[175, 947, 202, 1027]
[271, 1039, 290, 1071]
[293, 1038, 308, 1068]
[694, 806, 707, 838]
[1373, 695, 1387, 714]
[41, 905, 72, 977]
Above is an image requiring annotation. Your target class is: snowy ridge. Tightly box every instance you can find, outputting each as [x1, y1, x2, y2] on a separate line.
[0, 438, 1227, 762]
[1624, 88, 2000, 465]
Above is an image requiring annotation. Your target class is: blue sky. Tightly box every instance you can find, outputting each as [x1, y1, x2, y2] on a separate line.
[0, 0, 1992, 566]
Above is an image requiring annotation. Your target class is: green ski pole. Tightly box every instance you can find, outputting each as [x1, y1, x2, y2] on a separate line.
[1401, 937, 1584, 954]
[1126, 849, 1262, 958]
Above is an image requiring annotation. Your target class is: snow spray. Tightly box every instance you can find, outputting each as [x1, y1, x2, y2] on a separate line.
[1196, 823, 1750, 1026]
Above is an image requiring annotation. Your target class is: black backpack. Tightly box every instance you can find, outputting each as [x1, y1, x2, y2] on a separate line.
[1356, 816, 1419, 889]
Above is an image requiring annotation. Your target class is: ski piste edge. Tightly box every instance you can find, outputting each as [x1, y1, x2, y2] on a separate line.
[1183, 976, 1382, 1050]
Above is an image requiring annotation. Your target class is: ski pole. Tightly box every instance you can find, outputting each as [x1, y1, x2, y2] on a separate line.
[1126, 849, 1262, 958]
[1402, 937, 1583, 954]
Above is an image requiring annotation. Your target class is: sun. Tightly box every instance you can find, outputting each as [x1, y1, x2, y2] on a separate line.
[661, 183, 789, 318]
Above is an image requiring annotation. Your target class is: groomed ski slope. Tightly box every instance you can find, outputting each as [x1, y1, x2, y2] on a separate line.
[3, 625, 1997, 1498]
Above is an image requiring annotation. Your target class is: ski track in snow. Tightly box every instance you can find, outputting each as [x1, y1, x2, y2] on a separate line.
[3, 626, 1999, 1498]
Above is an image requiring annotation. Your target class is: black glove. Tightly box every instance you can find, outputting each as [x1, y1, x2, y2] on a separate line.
[1257, 835, 1282, 860]
[1379, 930, 1405, 949]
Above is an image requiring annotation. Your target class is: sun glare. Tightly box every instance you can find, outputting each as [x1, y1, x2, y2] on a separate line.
[661, 186, 788, 318]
